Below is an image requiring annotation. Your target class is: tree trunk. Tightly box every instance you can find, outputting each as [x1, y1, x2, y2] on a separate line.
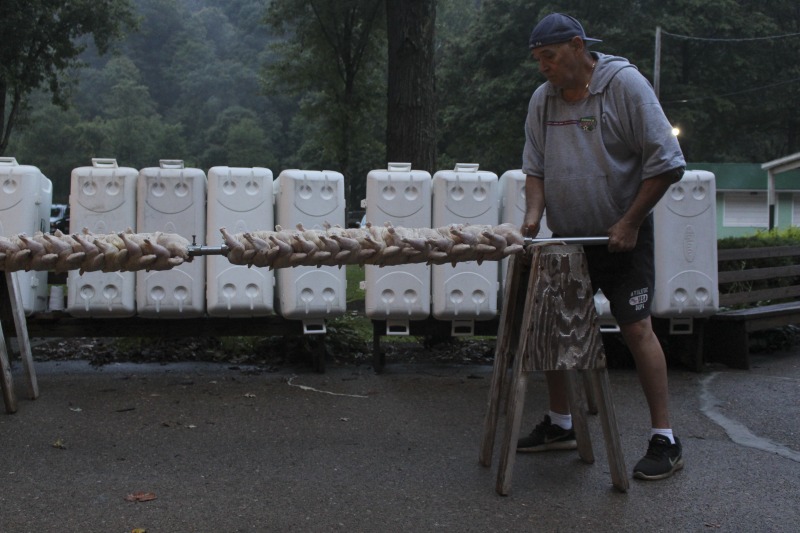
[0, 81, 8, 154]
[386, 0, 436, 173]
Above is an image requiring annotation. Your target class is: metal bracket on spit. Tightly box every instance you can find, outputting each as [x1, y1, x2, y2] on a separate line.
[187, 235, 229, 258]
[187, 245, 230, 257]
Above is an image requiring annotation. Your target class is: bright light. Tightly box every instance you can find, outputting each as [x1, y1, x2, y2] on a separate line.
[671, 127, 681, 137]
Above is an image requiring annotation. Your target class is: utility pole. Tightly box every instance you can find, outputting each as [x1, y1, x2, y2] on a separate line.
[654, 26, 662, 99]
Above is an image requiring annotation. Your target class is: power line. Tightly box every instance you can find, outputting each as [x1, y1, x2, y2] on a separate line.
[661, 30, 800, 42]
[662, 76, 800, 104]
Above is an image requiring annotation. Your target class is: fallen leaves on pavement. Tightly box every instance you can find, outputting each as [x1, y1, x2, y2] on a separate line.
[124, 491, 157, 503]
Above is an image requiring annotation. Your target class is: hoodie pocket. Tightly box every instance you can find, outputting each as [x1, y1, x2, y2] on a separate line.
[544, 175, 626, 235]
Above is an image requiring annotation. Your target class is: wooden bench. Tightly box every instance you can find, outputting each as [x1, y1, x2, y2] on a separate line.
[706, 245, 800, 369]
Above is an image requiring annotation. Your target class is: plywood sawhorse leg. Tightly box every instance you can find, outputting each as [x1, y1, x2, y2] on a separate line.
[0, 312, 16, 413]
[0, 272, 39, 413]
[479, 245, 629, 495]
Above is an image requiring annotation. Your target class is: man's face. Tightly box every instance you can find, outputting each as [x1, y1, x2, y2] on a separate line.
[531, 37, 582, 89]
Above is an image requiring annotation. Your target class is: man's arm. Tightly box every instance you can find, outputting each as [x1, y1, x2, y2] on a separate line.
[522, 175, 546, 238]
[608, 168, 683, 252]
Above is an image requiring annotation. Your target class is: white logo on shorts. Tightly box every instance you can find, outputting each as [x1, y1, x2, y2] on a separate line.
[629, 289, 649, 311]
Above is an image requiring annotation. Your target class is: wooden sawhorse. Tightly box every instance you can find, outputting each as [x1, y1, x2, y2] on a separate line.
[0, 271, 38, 413]
[479, 244, 629, 494]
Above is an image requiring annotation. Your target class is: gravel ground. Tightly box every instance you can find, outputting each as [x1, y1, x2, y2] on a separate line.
[28, 319, 799, 372]
[29, 332, 498, 370]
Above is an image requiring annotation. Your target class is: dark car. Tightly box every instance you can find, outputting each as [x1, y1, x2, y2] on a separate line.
[50, 204, 70, 234]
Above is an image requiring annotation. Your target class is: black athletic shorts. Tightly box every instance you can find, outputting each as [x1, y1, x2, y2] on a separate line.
[580, 214, 655, 325]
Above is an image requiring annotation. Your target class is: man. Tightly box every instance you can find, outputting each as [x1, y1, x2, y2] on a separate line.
[518, 13, 685, 481]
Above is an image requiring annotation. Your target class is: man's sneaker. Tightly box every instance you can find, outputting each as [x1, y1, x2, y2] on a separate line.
[633, 435, 684, 480]
[517, 415, 577, 452]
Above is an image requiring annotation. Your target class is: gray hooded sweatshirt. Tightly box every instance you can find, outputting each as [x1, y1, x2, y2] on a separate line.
[522, 52, 685, 237]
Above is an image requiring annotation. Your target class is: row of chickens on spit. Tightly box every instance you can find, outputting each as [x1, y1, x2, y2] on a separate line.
[0, 223, 527, 273]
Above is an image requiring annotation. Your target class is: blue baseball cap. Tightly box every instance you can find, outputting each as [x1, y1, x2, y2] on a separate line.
[529, 13, 602, 49]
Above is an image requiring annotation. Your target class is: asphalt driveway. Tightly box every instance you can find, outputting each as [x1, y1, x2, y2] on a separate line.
[1, 349, 799, 532]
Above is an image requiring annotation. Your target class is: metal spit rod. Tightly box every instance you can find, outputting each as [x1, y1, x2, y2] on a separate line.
[524, 236, 609, 246]
[186, 236, 610, 258]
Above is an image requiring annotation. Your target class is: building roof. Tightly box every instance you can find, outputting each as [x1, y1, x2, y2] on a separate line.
[688, 161, 800, 191]
[762, 152, 800, 175]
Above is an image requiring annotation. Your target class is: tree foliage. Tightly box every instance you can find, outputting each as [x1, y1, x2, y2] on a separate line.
[654, 0, 800, 162]
[0, 0, 136, 153]
[437, 0, 537, 173]
[264, 0, 387, 207]
[3, 0, 800, 206]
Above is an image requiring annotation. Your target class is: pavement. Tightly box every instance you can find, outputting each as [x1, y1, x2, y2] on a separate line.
[1, 347, 799, 533]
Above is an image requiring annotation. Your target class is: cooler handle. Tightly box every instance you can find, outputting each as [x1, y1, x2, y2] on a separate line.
[387, 162, 412, 172]
[91, 158, 119, 168]
[159, 159, 185, 169]
[454, 163, 479, 172]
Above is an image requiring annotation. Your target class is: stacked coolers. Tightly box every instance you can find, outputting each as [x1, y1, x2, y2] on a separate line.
[652, 170, 719, 331]
[432, 164, 500, 334]
[67, 159, 138, 316]
[364, 163, 432, 334]
[206, 166, 274, 316]
[136, 160, 206, 317]
[0, 157, 52, 315]
[274, 169, 347, 333]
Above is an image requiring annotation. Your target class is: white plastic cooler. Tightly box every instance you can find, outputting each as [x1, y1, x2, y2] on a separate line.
[432, 163, 499, 333]
[0, 157, 52, 315]
[136, 160, 206, 318]
[652, 170, 719, 328]
[274, 169, 347, 332]
[67, 158, 138, 317]
[364, 163, 432, 333]
[206, 166, 274, 317]
[498, 169, 553, 237]
[497, 169, 553, 292]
